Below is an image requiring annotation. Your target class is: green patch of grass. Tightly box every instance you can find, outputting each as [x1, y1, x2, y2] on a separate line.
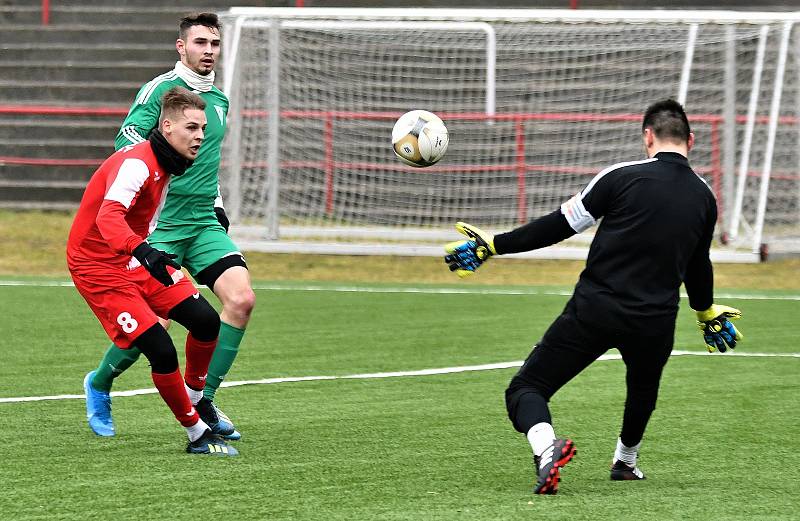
[2, 359, 798, 520]
[1, 282, 798, 520]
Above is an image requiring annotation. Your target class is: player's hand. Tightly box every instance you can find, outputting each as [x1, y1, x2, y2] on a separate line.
[695, 304, 742, 353]
[444, 222, 497, 278]
[132, 242, 181, 287]
[214, 206, 230, 233]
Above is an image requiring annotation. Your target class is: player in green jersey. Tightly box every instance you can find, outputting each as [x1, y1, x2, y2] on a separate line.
[82, 13, 255, 441]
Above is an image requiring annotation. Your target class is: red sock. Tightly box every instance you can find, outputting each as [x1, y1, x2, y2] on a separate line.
[151, 369, 199, 428]
[184, 334, 217, 391]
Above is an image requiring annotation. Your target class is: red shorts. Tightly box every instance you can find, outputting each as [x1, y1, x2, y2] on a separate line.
[71, 265, 198, 348]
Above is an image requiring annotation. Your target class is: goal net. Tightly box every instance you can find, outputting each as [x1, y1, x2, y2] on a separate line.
[219, 9, 800, 261]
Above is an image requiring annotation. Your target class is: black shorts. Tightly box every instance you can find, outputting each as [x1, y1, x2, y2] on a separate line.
[507, 299, 674, 412]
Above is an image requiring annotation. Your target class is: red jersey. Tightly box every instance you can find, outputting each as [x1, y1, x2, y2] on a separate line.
[67, 141, 169, 272]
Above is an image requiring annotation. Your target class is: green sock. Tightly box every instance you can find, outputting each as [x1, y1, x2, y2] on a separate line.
[91, 343, 142, 393]
[204, 322, 245, 401]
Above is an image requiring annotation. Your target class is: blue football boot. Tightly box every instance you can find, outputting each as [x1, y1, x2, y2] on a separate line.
[186, 429, 239, 456]
[196, 397, 241, 441]
[83, 371, 115, 437]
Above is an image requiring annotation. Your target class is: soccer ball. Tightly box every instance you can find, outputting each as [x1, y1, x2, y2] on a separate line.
[391, 110, 449, 167]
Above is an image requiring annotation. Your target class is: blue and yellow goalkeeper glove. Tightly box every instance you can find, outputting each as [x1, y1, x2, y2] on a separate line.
[696, 304, 743, 353]
[444, 222, 497, 278]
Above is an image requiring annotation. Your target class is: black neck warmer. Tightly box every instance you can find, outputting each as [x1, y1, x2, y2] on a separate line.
[148, 129, 193, 176]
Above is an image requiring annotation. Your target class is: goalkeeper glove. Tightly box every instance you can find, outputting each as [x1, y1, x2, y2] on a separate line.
[132, 242, 181, 287]
[214, 206, 230, 233]
[696, 304, 743, 353]
[444, 222, 497, 278]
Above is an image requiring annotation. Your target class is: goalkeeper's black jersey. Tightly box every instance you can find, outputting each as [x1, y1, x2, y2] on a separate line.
[495, 151, 717, 334]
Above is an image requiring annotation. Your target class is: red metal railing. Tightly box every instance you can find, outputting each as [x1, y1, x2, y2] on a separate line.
[41, 0, 49, 25]
[0, 105, 128, 116]
[276, 110, 730, 222]
[3, 105, 798, 224]
[39, 0, 307, 25]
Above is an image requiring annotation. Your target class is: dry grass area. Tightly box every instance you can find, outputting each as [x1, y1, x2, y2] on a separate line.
[246, 253, 800, 290]
[3, 209, 798, 290]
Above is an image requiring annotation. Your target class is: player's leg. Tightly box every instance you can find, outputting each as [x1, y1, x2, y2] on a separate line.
[74, 270, 226, 453]
[82, 343, 139, 436]
[142, 272, 237, 456]
[132, 324, 236, 456]
[83, 240, 188, 415]
[167, 293, 220, 395]
[71, 273, 139, 436]
[165, 292, 230, 440]
[194, 262, 253, 439]
[184, 228, 255, 438]
[505, 301, 610, 494]
[89, 344, 141, 393]
[88, 320, 168, 395]
[612, 331, 674, 480]
[203, 264, 255, 396]
[147, 270, 239, 443]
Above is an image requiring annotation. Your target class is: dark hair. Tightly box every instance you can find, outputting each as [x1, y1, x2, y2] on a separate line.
[642, 99, 691, 144]
[179, 12, 220, 40]
[159, 87, 206, 126]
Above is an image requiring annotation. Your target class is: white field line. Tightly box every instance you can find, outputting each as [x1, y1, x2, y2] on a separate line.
[0, 350, 797, 404]
[2, 279, 800, 301]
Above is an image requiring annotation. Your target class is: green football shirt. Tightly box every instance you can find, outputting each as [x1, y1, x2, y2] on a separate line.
[115, 67, 229, 239]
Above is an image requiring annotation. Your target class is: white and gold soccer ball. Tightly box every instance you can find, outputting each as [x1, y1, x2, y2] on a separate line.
[391, 110, 449, 167]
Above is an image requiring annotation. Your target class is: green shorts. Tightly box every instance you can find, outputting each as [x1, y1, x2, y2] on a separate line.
[147, 223, 244, 281]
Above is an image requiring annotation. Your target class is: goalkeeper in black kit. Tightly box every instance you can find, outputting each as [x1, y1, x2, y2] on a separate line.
[444, 99, 743, 495]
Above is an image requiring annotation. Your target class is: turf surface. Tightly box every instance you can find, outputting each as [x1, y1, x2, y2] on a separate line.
[1, 279, 798, 520]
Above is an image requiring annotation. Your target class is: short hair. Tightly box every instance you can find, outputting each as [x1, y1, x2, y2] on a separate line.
[159, 87, 206, 126]
[642, 99, 691, 144]
[179, 12, 220, 40]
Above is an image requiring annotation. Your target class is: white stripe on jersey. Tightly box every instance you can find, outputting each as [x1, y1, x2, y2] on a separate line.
[147, 181, 170, 236]
[136, 71, 178, 104]
[560, 157, 658, 233]
[580, 158, 657, 198]
[120, 125, 146, 145]
[104, 158, 149, 209]
[214, 183, 224, 209]
[693, 170, 715, 194]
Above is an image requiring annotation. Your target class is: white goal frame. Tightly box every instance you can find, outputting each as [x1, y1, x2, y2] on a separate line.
[223, 18, 497, 240]
[220, 8, 800, 263]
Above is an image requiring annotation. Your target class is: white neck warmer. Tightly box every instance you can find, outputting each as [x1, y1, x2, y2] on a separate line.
[174, 61, 215, 92]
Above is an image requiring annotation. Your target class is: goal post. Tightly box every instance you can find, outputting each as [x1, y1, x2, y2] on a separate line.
[219, 8, 800, 262]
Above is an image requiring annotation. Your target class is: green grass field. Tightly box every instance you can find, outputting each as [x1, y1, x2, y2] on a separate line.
[1, 275, 798, 520]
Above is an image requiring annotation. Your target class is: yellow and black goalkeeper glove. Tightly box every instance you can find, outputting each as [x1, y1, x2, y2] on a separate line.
[444, 222, 497, 278]
[696, 304, 743, 353]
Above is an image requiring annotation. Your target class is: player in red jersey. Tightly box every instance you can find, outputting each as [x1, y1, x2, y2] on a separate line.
[67, 86, 237, 456]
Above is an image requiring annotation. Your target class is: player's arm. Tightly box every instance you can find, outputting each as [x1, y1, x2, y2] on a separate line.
[683, 200, 716, 313]
[493, 210, 576, 254]
[95, 159, 179, 285]
[95, 158, 150, 254]
[214, 184, 229, 233]
[213, 96, 231, 232]
[684, 200, 742, 352]
[445, 168, 613, 276]
[444, 213, 576, 277]
[114, 85, 162, 150]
